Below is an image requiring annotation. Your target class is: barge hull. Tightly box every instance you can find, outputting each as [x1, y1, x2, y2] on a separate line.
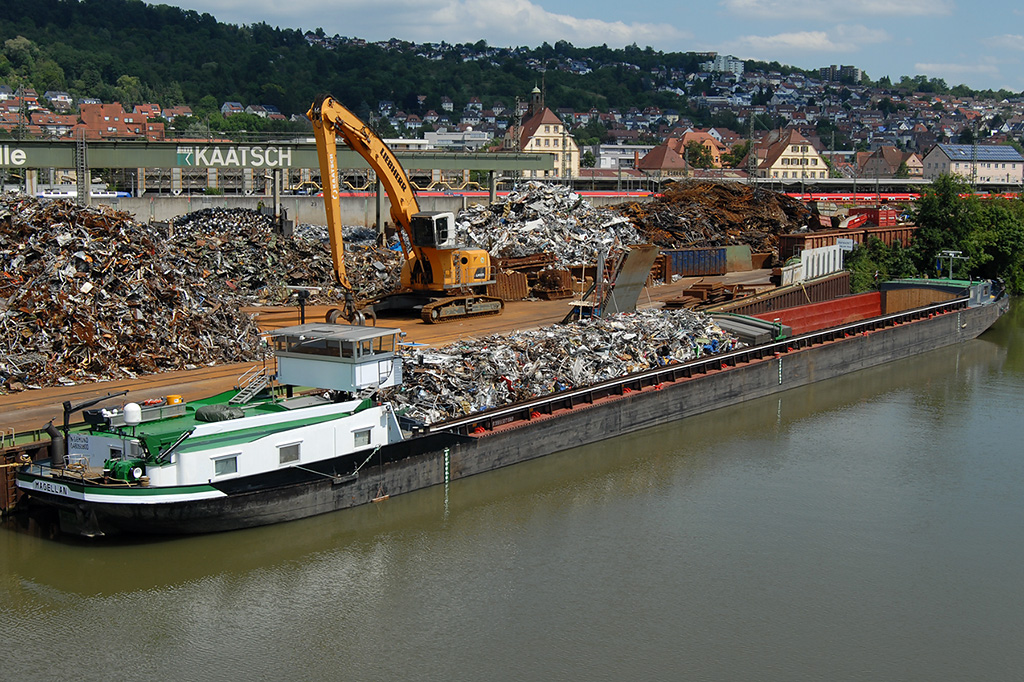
[19, 296, 1007, 536]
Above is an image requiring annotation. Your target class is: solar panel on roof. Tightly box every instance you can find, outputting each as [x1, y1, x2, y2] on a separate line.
[937, 144, 1023, 162]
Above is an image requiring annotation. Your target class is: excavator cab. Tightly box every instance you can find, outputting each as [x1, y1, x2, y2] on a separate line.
[409, 211, 457, 249]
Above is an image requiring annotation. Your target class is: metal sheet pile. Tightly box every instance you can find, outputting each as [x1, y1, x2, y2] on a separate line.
[457, 182, 645, 265]
[380, 308, 741, 424]
[616, 181, 812, 255]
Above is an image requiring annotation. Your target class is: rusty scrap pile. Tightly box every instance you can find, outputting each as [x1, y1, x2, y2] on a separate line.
[617, 181, 811, 255]
[458, 182, 644, 265]
[0, 200, 401, 391]
[381, 308, 740, 424]
[0, 197, 268, 390]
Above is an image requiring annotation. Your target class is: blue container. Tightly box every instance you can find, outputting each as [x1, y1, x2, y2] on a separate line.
[662, 248, 727, 277]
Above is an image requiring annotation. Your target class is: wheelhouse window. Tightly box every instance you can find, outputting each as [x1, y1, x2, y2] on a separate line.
[279, 443, 300, 465]
[214, 455, 238, 476]
[354, 429, 372, 448]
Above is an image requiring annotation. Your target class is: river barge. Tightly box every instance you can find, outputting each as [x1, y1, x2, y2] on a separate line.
[14, 278, 1008, 537]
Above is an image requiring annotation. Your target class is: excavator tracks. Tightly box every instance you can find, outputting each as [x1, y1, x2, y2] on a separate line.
[421, 296, 505, 324]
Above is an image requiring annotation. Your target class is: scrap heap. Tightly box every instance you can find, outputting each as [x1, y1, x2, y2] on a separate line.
[457, 182, 644, 265]
[617, 181, 811, 255]
[0, 198, 395, 391]
[0, 197, 265, 389]
[381, 308, 740, 424]
[168, 209, 400, 304]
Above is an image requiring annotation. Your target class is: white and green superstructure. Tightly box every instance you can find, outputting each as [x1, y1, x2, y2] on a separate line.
[16, 323, 420, 536]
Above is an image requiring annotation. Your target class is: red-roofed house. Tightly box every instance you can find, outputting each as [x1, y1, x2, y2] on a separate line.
[134, 103, 162, 119]
[743, 128, 827, 180]
[79, 102, 163, 140]
[503, 87, 579, 179]
[162, 105, 193, 121]
[637, 145, 690, 177]
[30, 111, 78, 137]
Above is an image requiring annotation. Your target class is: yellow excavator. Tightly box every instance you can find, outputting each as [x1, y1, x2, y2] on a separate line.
[308, 94, 504, 324]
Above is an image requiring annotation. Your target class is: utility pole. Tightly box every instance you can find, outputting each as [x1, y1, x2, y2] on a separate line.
[971, 120, 978, 189]
[747, 115, 757, 182]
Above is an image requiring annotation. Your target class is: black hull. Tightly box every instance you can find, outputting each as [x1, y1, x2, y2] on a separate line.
[29, 297, 1008, 537]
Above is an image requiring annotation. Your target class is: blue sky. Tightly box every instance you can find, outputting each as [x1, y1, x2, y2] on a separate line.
[167, 0, 1024, 93]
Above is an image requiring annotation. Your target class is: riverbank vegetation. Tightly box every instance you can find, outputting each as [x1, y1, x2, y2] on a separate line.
[847, 175, 1024, 294]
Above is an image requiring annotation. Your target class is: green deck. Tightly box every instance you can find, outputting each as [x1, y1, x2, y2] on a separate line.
[74, 390, 371, 458]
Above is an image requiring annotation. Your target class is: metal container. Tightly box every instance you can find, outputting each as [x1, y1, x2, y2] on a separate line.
[778, 225, 917, 260]
[661, 248, 727, 278]
[487, 270, 529, 301]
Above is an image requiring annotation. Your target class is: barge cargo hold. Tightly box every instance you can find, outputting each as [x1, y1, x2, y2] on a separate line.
[14, 280, 1008, 537]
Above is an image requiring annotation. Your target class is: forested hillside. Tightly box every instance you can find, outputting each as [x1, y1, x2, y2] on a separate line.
[0, 0, 726, 122]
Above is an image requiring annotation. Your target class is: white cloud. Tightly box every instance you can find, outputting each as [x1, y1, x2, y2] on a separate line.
[914, 62, 1000, 77]
[831, 24, 890, 46]
[735, 31, 833, 52]
[731, 24, 888, 54]
[410, 0, 689, 46]
[989, 34, 1024, 51]
[186, 0, 688, 47]
[721, 0, 951, 20]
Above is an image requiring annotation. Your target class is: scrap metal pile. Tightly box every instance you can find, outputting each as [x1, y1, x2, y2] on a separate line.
[457, 182, 644, 265]
[168, 209, 400, 304]
[380, 308, 740, 424]
[0, 198, 394, 391]
[617, 181, 811, 255]
[0, 197, 270, 390]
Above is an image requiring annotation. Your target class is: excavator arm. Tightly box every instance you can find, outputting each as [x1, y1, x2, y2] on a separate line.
[308, 94, 418, 285]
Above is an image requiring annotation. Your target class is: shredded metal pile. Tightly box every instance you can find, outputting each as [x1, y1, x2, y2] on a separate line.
[457, 182, 644, 265]
[168, 209, 400, 304]
[380, 308, 740, 424]
[617, 181, 811, 255]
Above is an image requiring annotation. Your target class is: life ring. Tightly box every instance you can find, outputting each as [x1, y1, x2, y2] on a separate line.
[141, 398, 165, 407]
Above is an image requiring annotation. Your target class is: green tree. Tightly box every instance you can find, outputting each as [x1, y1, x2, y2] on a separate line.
[581, 150, 595, 168]
[845, 238, 917, 292]
[910, 174, 978, 277]
[722, 141, 750, 168]
[684, 141, 713, 168]
[115, 74, 144, 109]
[573, 119, 608, 146]
[3, 36, 37, 72]
[34, 58, 65, 92]
[976, 199, 1024, 294]
[196, 95, 219, 116]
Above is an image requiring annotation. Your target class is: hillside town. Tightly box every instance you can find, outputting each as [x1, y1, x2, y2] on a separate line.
[2, 40, 1024, 187]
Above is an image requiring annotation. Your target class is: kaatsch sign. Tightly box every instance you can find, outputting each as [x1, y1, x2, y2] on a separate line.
[176, 145, 293, 168]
